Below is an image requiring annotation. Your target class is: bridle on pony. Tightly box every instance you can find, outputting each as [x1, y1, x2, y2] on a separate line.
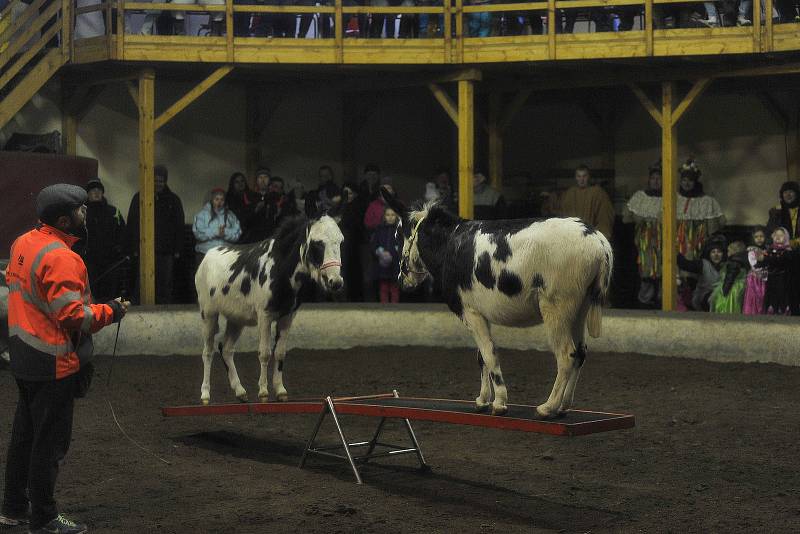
[401, 216, 428, 277]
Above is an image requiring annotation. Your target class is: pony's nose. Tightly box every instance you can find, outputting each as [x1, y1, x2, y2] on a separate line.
[328, 278, 343, 292]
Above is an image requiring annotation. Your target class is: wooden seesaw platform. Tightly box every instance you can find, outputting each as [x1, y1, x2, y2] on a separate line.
[162, 392, 635, 483]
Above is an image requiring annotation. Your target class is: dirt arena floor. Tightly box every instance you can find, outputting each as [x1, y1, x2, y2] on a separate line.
[1, 346, 799, 533]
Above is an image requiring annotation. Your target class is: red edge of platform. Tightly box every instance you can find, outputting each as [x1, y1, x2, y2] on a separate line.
[162, 396, 635, 437]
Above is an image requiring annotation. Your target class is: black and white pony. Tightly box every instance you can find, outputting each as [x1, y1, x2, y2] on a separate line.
[194, 208, 344, 405]
[382, 191, 613, 418]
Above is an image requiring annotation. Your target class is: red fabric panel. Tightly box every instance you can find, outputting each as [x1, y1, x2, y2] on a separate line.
[0, 153, 98, 257]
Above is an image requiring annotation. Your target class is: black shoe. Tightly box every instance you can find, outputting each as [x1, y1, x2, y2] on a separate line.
[28, 515, 87, 534]
[0, 509, 30, 526]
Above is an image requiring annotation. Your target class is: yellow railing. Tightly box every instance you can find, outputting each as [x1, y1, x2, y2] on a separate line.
[5, 0, 799, 67]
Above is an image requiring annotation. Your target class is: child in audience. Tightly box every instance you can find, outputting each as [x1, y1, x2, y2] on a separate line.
[759, 226, 794, 315]
[677, 236, 727, 311]
[710, 241, 748, 314]
[371, 207, 403, 303]
[743, 226, 768, 315]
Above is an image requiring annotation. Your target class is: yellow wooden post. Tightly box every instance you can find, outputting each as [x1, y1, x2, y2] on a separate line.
[61, 0, 72, 62]
[116, 0, 125, 59]
[765, 0, 773, 52]
[454, 0, 463, 63]
[547, 0, 555, 60]
[458, 79, 474, 219]
[661, 82, 677, 312]
[443, 0, 452, 63]
[488, 91, 502, 190]
[62, 84, 77, 156]
[644, 0, 653, 56]
[226, 0, 234, 61]
[334, 0, 343, 63]
[138, 69, 156, 305]
[753, 0, 761, 52]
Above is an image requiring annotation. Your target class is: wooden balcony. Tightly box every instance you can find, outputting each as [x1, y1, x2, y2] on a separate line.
[63, 0, 800, 66]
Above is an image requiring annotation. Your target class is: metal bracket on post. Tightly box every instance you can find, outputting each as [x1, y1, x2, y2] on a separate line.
[298, 392, 428, 484]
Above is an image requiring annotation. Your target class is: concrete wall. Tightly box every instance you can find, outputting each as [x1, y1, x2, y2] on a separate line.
[0, 80, 792, 226]
[93, 304, 800, 367]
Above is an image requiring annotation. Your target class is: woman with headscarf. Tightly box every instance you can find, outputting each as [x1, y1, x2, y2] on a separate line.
[625, 162, 663, 307]
[225, 172, 258, 237]
[676, 159, 725, 262]
[767, 181, 800, 242]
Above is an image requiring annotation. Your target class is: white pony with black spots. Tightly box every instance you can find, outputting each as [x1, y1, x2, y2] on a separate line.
[382, 191, 613, 418]
[195, 209, 344, 405]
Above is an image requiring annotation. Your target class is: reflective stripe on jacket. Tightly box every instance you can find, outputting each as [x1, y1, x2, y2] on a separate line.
[6, 224, 116, 381]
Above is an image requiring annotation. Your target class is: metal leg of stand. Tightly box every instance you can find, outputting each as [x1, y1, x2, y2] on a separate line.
[394, 389, 429, 471]
[326, 396, 363, 484]
[299, 402, 329, 469]
[362, 417, 387, 463]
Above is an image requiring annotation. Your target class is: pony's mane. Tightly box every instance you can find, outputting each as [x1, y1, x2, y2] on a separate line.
[271, 214, 310, 258]
[409, 199, 439, 225]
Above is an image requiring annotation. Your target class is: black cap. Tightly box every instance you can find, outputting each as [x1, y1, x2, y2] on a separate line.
[86, 178, 104, 193]
[154, 164, 168, 180]
[37, 184, 88, 224]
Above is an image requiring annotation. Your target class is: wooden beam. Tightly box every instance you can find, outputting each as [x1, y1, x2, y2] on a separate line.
[499, 88, 532, 132]
[458, 79, 474, 220]
[547, 0, 556, 60]
[765, 0, 774, 52]
[138, 69, 156, 306]
[443, 0, 452, 63]
[127, 81, 138, 107]
[154, 65, 233, 131]
[454, 0, 464, 63]
[62, 109, 77, 156]
[670, 78, 710, 126]
[116, 0, 125, 59]
[645, 0, 653, 56]
[433, 68, 482, 84]
[429, 83, 458, 125]
[488, 91, 502, 190]
[334, 0, 343, 63]
[629, 84, 663, 127]
[661, 82, 677, 312]
[753, 0, 761, 53]
[61, 0, 72, 63]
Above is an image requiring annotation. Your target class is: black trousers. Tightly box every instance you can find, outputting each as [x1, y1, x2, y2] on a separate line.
[2, 376, 76, 529]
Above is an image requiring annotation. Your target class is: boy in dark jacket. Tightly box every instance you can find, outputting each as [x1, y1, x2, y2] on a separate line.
[84, 179, 126, 302]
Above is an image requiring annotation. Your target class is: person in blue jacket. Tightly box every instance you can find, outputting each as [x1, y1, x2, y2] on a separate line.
[192, 188, 242, 268]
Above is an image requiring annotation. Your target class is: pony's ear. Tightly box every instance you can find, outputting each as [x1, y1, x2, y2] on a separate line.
[304, 196, 320, 220]
[380, 186, 407, 217]
[326, 203, 343, 225]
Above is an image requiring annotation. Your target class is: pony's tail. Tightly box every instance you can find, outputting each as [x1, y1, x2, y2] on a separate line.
[587, 238, 613, 338]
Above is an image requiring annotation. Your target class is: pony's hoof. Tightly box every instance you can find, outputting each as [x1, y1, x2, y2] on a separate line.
[491, 404, 508, 416]
[201, 398, 210, 406]
[258, 395, 269, 403]
[536, 404, 558, 419]
[475, 399, 490, 413]
[276, 393, 289, 402]
[236, 393, 249, 403]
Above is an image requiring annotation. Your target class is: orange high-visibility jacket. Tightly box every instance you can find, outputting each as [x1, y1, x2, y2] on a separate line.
[6, 224, 116, 380]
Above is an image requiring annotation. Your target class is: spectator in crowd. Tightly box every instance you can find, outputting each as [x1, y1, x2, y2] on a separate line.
[244, 173, 299, 242]
[126, 164, 185, 304]
[418, 0, 443, 37]
[775, 0, 800, 21]
[339, 182, 365, 301]
[736, 0, 779, 26]
[759, 226, 794, 314]
[473, 171, 505, 220]
[467, 0, 492, 36]
[625, 163, 662, 308]
[424, 182, 439, 203]
[677, 235, 726, 311]
[743, 225, 768, 315]
[192, 187, 242, 267]
[359, 163, 382, 200]
[83, 178, 126, 302]
[709, 240, 748, 314]
[676, 159, 724, 262]
[307, 165, 340, 213]
[434, 168, 458, 213]
[225, 171, 258, 235]
[371, 207, 403, 303]
[364, 178, 393, 232]
[767, 181, 800, 241]
[542, 164, 615, 240]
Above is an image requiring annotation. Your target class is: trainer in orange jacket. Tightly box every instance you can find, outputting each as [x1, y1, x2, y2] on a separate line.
[6, 195, 123, 381]
[2, 183, 129, 534]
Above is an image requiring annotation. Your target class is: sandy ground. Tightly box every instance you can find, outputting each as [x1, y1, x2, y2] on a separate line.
[1, 346, 799, 533]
